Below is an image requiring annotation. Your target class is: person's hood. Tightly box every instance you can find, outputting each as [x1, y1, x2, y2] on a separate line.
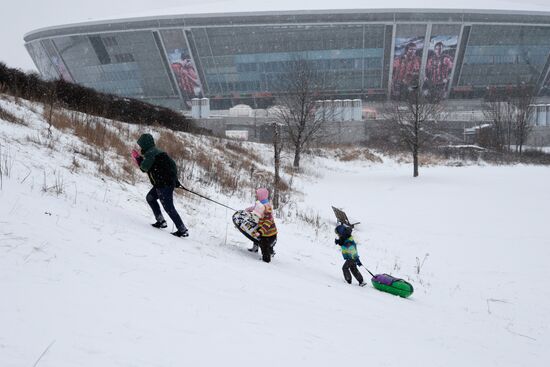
[335, 224, 352, 238]
[137, 133, 155, 151]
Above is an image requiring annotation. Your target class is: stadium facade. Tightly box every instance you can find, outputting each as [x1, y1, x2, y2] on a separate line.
[24, 9, 550, 111]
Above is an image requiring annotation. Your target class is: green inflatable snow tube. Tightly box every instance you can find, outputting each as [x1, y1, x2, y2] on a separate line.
[371, 274, 414, 298]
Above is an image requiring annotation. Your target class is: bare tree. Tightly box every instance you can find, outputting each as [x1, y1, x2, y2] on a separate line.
[383, 86, 444, 177]
[271, 122, 284, 209]
[45, 81, 58, 137]
[482, 98, 514, 151]
[272, 59, 333, 169]
[510, 84, 536, 155]
[483, 84, 536, 155]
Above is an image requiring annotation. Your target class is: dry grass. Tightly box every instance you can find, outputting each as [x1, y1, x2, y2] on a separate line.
[69, 156, 81, 173]
[0, 146, 14, 189]
[44, 109, 73, 131]
[98, 162, 116, 178]
[46, 109, 130, 158]
[112, 120, 135, 141]
[74, 117, 128, 157]
[25, 132, 43, 146]
[337, 148, 383, 163]
[211, 160, 241, 192]
[74, 146, 102, 165]
[0, 105, 26, 125]
[41, 169, 65, 196]
[296, 209, 323, 228]
[35, 106, 291, 199]
[418, 153, 448, 166]
[4, 95, 296, 202]
[25, 129, 58, 150]
[224, 141, 264, 164]
[121, 160, 138, 184]
[157, 130, 192, 161]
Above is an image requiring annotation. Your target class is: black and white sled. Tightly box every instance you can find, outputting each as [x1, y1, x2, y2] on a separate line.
[232, 210, 259, 242]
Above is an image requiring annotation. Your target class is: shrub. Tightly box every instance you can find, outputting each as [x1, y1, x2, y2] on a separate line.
[0, 62, 190, 131]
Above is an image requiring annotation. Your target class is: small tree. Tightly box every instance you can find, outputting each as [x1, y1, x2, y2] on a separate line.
[483, 98, 514, 151]
[271, 122, 284, 209]
[383, 86, 443, 177]
[483, 84, 536, 154]
[511, 84, 535, 155]
[272, 59, 333, 169]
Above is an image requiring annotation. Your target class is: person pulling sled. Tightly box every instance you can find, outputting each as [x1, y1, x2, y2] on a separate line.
[131, 133, 189, 237]
[335, 224, 364, 286]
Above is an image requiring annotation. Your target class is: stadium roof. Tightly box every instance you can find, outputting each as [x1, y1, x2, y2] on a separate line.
[94, 1, 550, 18]
[25, 5, 550, 42]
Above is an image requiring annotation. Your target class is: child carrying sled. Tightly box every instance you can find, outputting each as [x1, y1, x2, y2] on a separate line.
[335, 224, 365, 286]
[245, 188, 277, 263]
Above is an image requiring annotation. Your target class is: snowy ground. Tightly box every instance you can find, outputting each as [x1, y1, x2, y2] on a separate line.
[1, 97, 549, 366]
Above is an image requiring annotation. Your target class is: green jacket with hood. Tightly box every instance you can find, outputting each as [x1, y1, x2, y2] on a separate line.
[137, 133, 178, 188]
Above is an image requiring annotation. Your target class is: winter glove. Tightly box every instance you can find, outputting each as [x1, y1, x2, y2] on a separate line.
[252, 231, 260, 238]
[131, 149, 143, 167]
[355, 258, 362, 267]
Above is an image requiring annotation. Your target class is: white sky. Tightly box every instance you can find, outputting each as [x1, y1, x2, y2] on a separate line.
[1, 0, 550, 71]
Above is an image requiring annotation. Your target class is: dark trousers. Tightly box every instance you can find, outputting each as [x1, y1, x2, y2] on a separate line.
[257, 235, 277, 263]
[146, 186, 186, 231]
[343, 259, 364, 284]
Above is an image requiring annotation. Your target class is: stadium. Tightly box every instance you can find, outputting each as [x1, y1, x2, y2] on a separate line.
[23, 7, 550, 140]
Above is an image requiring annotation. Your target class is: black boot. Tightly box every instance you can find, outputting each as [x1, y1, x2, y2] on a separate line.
[152, 220, 167, 228]
[171, 228, 189, 237]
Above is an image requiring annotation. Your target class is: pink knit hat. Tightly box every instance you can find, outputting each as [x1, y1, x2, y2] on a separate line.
[256, 188, 269, 201]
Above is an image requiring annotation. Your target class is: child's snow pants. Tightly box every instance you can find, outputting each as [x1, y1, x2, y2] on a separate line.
[342, 259, 364, 284]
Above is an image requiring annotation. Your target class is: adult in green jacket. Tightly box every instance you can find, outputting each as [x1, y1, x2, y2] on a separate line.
[131, 133, 188, 237]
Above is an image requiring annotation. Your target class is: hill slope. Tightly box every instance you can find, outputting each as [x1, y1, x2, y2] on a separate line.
[1, 96, 549, 366]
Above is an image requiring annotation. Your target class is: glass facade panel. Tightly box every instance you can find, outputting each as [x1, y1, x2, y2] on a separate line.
[25, 41, 59, 80]
[41, 39, 73, 82]
[459, 25, 550, 87]
[52, 31, 175, 98]
[190, 24, 385, 97]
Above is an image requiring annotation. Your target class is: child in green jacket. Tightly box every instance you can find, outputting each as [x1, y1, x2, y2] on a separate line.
[335, 224, 364, 285]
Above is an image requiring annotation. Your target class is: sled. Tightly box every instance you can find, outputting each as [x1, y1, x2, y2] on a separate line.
[232, 210, 259, 243]
[371, 273, 414, 298]
[332, 206, 360, 228]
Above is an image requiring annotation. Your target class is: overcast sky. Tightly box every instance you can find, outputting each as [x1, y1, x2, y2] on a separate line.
[1, 0, 549, 71]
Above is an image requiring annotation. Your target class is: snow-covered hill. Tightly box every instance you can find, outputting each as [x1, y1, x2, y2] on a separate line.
[1, 95, 549, 366]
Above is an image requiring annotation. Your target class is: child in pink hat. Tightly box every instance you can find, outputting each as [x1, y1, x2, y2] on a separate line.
[246, 188, 277, 262]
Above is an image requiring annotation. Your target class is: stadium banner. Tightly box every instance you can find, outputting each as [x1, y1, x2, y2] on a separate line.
[423, 25, 460, 98]
[160, 29, 202, 108]
[391, 24, 426, 99]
